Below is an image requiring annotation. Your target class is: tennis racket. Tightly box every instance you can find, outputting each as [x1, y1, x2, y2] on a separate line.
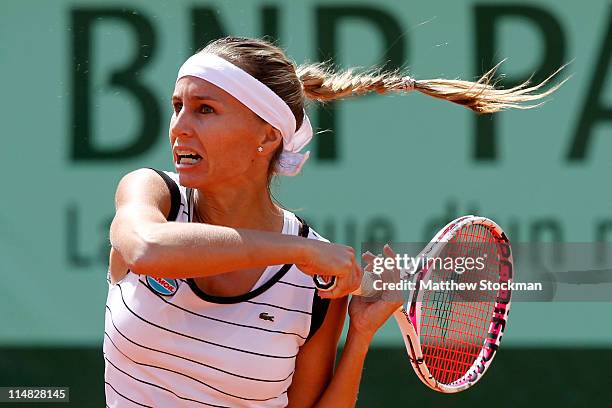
[314, 215, 513, 393]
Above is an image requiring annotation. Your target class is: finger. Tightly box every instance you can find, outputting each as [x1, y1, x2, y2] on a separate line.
[362, 252, 379, 273]
[330, 266, 361, 298]
[317, 287, 336, 299]
[378, 245, 405, 302]
[383, 244, 396, 258]
[320, 287, 349, 299]
[380, 248, 398, 279]
[362, 251, 376, 264]
[382, 244, 402, 279]
[318, 280, 345, 299]
[352, 262, 363, 292]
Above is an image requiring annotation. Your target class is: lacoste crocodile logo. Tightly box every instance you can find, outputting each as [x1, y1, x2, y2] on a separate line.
[259, 312, 275, 322]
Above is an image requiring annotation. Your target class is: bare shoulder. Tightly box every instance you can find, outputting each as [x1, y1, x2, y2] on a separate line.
[114, 168, 173, 217]
[108, 168, 173, 283]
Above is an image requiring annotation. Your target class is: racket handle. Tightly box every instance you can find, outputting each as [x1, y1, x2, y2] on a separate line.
[353, 271, 379, 297]
[313, 271, 380, 298]
[312, 275, 336, 290]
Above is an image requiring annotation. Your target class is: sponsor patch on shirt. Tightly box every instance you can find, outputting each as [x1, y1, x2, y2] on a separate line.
[146, 276, 179, 296]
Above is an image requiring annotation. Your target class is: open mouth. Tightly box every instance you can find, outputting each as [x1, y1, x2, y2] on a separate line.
[175, 149, 203, 165]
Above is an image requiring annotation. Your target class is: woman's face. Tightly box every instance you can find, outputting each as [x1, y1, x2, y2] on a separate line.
[169, 76, 273, 188]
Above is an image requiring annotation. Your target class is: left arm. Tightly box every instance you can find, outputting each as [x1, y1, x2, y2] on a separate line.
[287, 296, 402, 408]
[287, 296, 348, 407]
[287, 246, 404, 408]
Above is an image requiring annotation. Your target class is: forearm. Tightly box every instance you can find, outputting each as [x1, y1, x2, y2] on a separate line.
[115, 220, 309, 278]
[313, 327, 372, 408]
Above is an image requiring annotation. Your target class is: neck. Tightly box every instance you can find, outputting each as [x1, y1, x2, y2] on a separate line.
[193, 180, 283, 232]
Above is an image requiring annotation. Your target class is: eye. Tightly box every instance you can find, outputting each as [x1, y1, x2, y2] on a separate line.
[173, 102, 182, 114]
[199, 104, 214, 114]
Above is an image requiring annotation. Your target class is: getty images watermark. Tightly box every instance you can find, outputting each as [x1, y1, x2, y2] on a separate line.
[370, 250, 542, 294]
[361, 243, 612, 302]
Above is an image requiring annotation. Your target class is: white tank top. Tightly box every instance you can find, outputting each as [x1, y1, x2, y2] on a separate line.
[104, 169, 331, 407]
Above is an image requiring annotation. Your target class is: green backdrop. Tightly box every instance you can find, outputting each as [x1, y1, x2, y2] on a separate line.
[2, 0, 612, 349]
[3, 1, 612, 406]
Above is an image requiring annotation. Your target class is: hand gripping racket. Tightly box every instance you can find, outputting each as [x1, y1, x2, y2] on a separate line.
[314, 215, 513, 393]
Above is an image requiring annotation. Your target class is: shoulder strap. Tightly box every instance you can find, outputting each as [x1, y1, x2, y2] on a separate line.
[307, 293, 331, 341]
[295, 215, 310, 238]
[146, 168, 181, 221]
[295, 215, 331, 341]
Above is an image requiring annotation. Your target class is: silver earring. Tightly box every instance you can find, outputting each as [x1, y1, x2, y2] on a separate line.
[257, 146, 263, 152]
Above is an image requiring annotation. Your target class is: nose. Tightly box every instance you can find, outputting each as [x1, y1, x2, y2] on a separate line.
[170, 108, 195, 139]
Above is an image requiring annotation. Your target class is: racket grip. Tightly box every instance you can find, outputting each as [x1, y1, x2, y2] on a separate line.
[353, 271, 379, 297]
[313, 271, 380, 297]
[313, 275, 336, 290]
[314, 271, 380, 298]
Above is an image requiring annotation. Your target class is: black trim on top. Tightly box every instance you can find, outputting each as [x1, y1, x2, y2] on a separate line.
[307, 291, 330, 341]
[294, 215, 309, 238]
[113, 285, 297, 359]
[295, 215, 331, 341]
[186, 187, 193, 223]
[186, 213, 311, 305]
[146, 167, 181, 221]
[138, 278, 308, 339]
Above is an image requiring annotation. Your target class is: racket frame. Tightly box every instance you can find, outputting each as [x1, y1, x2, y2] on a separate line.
[393, 215, 513, 393]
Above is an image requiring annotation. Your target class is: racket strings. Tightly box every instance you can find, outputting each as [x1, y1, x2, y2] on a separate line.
[434, 224, 498, 381]
[420, 223, 502, 384]
[435, 224, 498, 381]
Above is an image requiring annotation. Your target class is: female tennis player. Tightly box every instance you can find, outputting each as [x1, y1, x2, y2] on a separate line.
[104, 36, 561, 407]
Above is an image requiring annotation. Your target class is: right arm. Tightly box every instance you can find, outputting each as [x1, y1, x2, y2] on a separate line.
[109, 169, 360, 289]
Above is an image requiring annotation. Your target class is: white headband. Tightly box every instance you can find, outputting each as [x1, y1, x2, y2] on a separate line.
[176, 53, 313, 176]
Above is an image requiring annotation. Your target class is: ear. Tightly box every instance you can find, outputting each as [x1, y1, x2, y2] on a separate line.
[258, 123, 283, 153]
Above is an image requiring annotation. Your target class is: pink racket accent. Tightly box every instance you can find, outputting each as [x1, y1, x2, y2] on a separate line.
[394, 216, 513, 393]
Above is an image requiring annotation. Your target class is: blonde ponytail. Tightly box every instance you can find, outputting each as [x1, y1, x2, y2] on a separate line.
[297, 60, 568, 114]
